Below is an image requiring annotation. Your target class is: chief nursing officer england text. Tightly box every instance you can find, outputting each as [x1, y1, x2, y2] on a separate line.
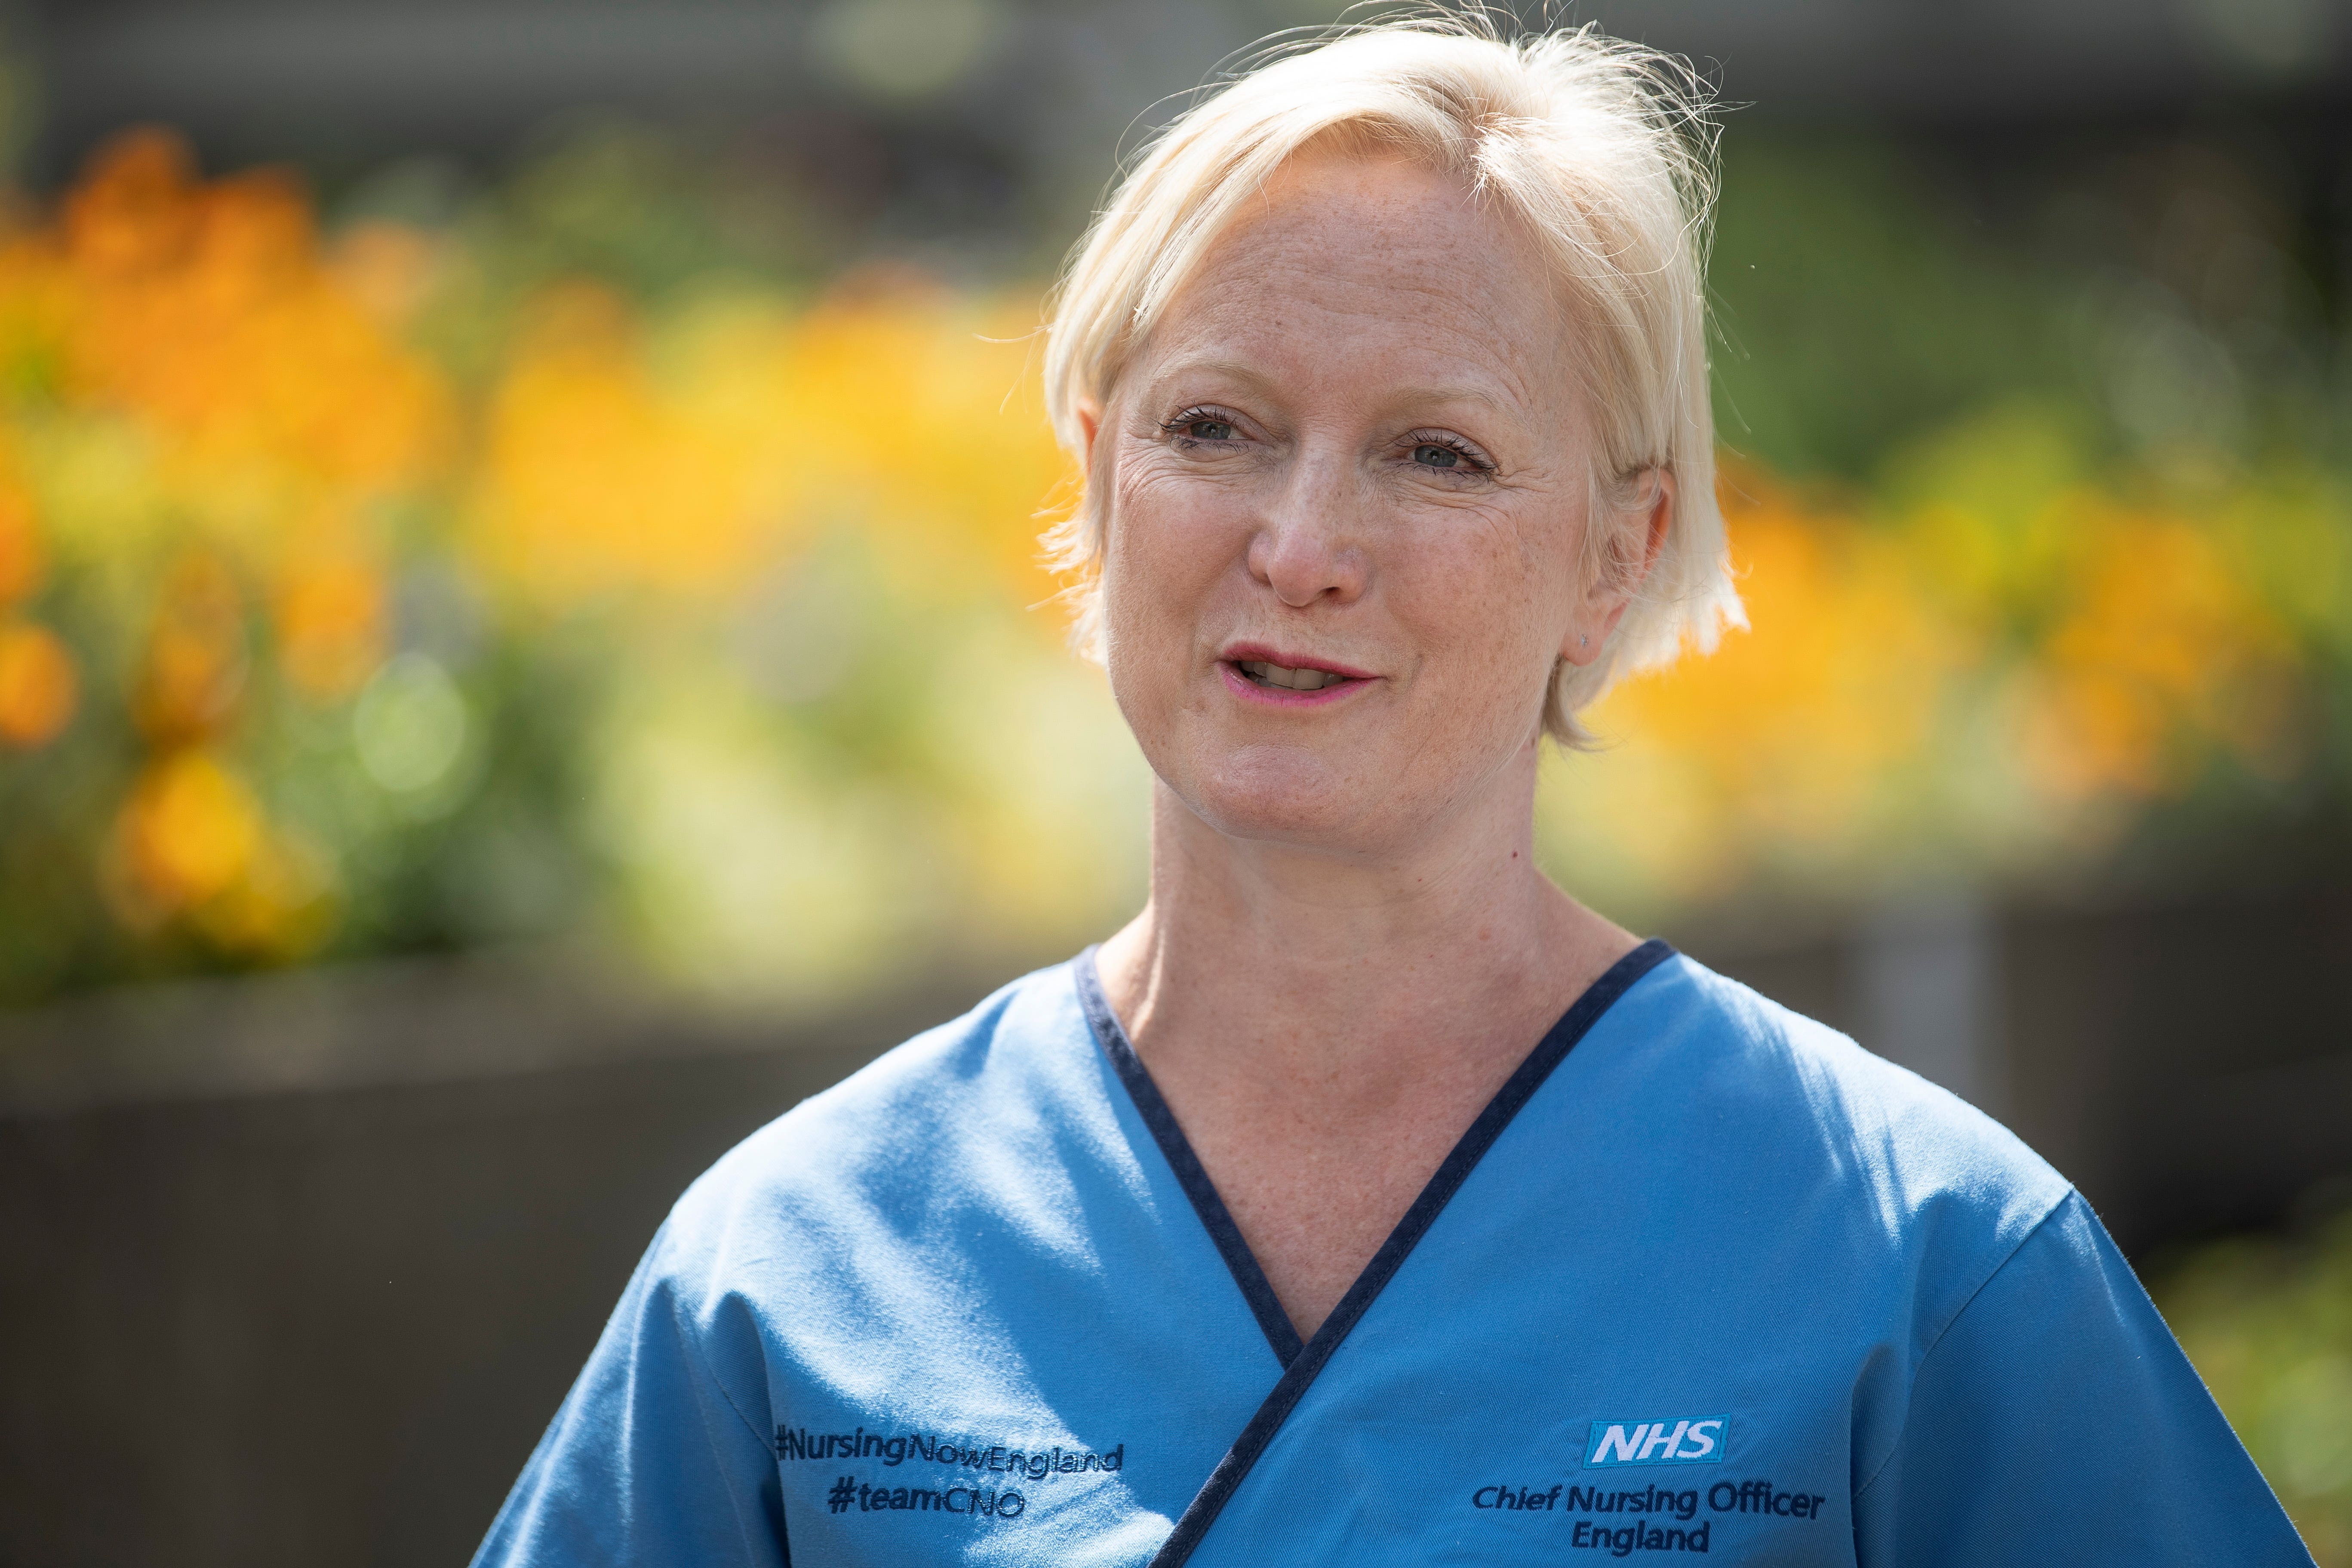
[470, 16, 2314, 1567]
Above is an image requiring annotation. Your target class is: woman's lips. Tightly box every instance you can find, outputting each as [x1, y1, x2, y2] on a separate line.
[1217, 646, 1377, 707]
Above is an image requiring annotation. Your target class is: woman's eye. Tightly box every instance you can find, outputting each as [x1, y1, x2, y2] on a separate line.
[1161, 409, 1245, 446]
[1404, 434, 1492, 474]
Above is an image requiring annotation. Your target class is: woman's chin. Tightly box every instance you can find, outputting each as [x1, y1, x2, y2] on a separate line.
[1168, 744, 1407, 854]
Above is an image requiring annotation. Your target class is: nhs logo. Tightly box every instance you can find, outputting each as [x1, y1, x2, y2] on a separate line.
[1583, 1416, 1729, 1468]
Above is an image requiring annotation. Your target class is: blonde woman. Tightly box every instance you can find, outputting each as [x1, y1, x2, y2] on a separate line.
[475, 18, 2309, 1566]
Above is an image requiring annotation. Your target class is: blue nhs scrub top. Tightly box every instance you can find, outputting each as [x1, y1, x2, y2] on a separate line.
[473, 941, 2312, 1566]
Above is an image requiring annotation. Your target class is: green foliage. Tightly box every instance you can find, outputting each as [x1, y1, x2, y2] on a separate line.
[1709, 134, 2081, 480]
[2158, 1208, 2352, 1564]
[1706, 126, 2347, 490]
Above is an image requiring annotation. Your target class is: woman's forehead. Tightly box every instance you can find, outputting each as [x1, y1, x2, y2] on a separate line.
[1136, 153, 1569, 416]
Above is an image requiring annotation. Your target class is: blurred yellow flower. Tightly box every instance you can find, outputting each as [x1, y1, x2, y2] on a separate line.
[115, 748, 264, 912]
[0, 129, 2335, 985]
[192, 829, 336, 960]
[470, 282, 788, 605]
[465, 274, 1072, 619]
[779, 281, 1071, 608]
[0, 619, 77, 747]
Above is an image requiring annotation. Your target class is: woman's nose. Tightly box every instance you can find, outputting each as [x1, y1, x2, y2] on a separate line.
[1246, 461, 1369, 608]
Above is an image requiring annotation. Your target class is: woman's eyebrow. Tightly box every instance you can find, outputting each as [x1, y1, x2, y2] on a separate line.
[1145, 357, 1282, 396]
[1378, 383, 1512, 416]
[1147, 361, 1516, 420]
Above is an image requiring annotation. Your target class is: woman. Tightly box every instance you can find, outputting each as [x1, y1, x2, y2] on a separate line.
[475, 19, 2310, 1567]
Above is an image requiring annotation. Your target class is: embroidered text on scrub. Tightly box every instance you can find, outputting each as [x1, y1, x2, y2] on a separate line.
[1570, 1519, 1713, 1554]
[1565, 1485, 1701, 1521]
[1710, 1480, 1826, 1518]
[777, 1427, 1125, 1482]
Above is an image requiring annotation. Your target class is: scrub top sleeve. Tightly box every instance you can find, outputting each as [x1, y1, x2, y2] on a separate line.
[470, 1221, 789, 1568]
[1852, 1189, 2313, 1568]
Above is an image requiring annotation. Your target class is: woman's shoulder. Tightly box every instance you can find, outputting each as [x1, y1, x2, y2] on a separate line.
[1611, 949, 2075, 1273]
[654, 957, 1104, 1258]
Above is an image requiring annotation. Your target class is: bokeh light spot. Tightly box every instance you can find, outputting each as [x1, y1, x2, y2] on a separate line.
[354, 652, 469, 795]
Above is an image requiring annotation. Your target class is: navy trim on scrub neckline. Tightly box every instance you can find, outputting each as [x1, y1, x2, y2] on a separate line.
[1077, 937, 1677, 1568]
[1076, 954, 1307, 1368]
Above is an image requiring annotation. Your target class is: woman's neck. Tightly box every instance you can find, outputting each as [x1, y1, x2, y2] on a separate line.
[1095, 754, 1636, 1106]
[1091, 750, 1641, 1340]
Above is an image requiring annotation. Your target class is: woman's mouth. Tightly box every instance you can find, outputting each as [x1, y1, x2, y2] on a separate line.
[1219, 649, 1375, 706]
[1235, 658, 1352, 692]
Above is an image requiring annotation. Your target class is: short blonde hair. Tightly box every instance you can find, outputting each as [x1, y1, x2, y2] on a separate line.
[1041, 13, 1743, 744]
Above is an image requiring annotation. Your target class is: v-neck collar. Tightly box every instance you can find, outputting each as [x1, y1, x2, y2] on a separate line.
[1073, 936, 1676, 1568]
[1075, 954, 1306, 1366]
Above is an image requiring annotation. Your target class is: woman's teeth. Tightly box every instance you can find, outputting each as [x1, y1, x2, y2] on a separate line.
[1239, 660, 1347, 691]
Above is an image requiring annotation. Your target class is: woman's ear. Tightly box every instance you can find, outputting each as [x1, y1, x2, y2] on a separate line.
[1562, 468, 1674, 667]
[1631, 466, 1674, 583]
[1076, 398, 1104, 464]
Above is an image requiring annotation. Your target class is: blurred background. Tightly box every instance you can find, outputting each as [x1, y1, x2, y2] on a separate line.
[0, 0, 2346, 1561]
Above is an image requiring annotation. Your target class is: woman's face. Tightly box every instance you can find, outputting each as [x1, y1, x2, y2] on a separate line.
[1091, 151, 1617, 858]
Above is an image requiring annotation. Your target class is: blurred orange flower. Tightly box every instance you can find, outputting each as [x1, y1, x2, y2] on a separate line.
[59, 127, 203, 279]
[134, 551, 247, 743]
[63, 132, 447, 482]
[275, 554, 387, 700]
[2022, 510, 2293, 799]
[1593, 468, 1970, 847]
[0, 477, 41, 605]
[0, 126, 2332, 982]
[327, 221, 446, 327]
[0, 126, 454, 599]
[0, 620, 77, 747]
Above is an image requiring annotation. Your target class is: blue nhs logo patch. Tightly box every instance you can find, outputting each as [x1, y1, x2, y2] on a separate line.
[1583, 1416, 1729, 1468]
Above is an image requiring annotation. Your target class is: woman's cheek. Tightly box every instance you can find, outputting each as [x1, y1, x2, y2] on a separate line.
[1458, 592, 1560, 757]
[1099, 546, 1200, 763]
[1111, 467, 1230, 597]
[1419, 538, 1549, 695]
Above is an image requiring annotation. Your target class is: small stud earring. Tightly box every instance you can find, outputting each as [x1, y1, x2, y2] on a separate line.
[1579, 633, 1589, 648]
